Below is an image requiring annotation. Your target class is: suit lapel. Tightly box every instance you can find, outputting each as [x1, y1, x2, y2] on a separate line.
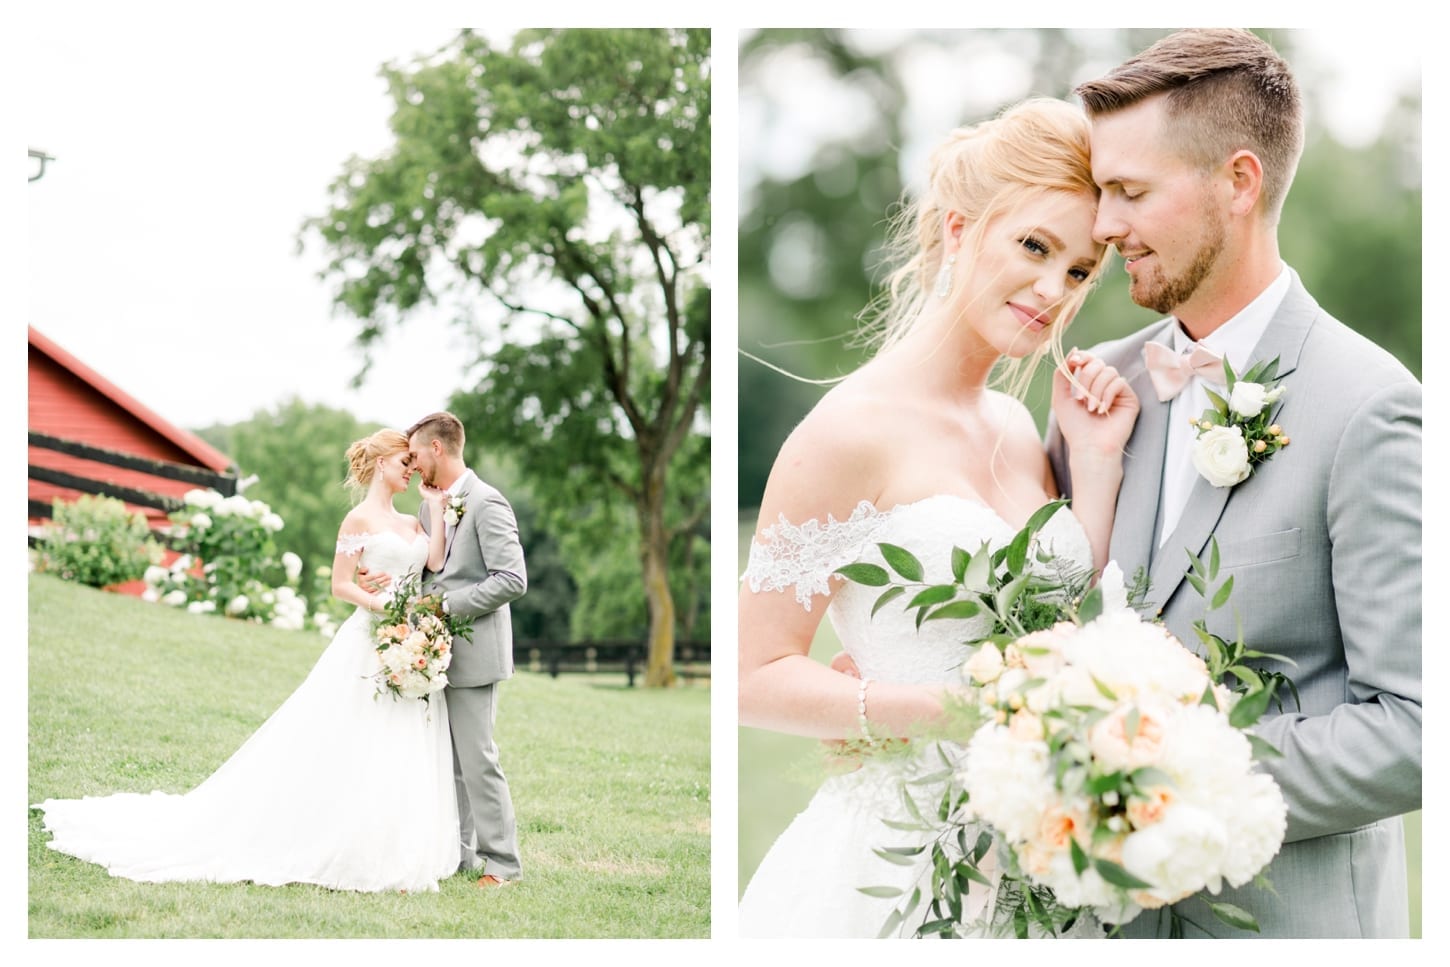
[442, 469, 475, 568]
[1110, 321, 1177, 581]
[1145, 273, 1317, 612]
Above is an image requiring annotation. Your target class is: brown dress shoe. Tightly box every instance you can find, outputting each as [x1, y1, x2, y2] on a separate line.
[476, 874, 515, 888]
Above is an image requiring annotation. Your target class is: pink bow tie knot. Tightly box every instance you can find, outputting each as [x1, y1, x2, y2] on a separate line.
[1143, 340, 1226, 401]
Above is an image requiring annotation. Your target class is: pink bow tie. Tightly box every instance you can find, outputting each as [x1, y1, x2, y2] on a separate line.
[1143, 340, 1226, 401]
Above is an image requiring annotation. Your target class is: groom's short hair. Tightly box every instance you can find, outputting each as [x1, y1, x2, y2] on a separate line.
[406, 411, 465, 457]
[1075, 28, 1304, 224]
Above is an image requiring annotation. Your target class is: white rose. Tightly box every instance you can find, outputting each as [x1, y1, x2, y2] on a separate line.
[964, 644, 1004, 684]
[281, 551, 302, 580]
[1227, 380, 1269, 418]
[190, 512, 213, 530]
[1191, 425, 1251, 487]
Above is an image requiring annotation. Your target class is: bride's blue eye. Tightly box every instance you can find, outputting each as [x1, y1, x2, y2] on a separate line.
[1069, 267, 1091, 283]
[1021, 235, 1049, 256]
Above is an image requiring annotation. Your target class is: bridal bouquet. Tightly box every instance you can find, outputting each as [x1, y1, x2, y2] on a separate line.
[839, 502, 1295, 937]
[370, 572, 469, 702]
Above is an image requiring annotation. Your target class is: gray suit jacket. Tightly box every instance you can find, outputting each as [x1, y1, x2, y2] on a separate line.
[421, 469, 528, 687]
[1047, 272, 1421, 937]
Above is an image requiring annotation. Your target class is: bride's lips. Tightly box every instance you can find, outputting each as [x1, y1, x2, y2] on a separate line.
[1008, 302, 1051, 332]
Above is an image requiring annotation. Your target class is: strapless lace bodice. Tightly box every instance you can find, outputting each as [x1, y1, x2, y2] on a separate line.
[744, 495, 1092, 684]
[336, 530, 429, 584]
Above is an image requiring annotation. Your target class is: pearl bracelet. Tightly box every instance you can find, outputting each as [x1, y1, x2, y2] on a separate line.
[857, 677, 877, 746]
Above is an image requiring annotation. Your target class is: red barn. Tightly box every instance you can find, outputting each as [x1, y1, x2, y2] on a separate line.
[28, 325, 238, 540]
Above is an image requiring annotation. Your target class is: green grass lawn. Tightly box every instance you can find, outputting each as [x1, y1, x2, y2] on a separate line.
[736, 513, 1421, 937]
[29, 573, 709, 938]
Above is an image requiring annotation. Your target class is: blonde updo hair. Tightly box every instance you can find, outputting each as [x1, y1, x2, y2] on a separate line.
[861, 98, 1109, 390]
[344, 429, 409, 499]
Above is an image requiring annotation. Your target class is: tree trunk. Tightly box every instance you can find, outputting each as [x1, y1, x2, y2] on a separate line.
[641, 459, 677, 687]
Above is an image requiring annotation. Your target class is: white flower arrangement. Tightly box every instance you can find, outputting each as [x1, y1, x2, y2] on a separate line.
[1190, 358, 1289, 489]
[838, 506, 1297, 937]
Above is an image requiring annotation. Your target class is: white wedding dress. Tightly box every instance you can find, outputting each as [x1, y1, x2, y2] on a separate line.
[35, 530, 461, 893]
[738, 495, 1097, 938]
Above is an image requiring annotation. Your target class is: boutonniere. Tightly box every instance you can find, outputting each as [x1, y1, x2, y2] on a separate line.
[445, 496, 467, 526]
[1190, 357, 1289, 488]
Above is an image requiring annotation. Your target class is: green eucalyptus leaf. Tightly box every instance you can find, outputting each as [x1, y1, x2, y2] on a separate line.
[871, 585, 906, 618]
[925, 599, 982, 621]
[857, 885, 906, 899]
[906, 585, 957, 609]
[1211, 574, 1235, 611]
[1229, 685, 1274, 729]
[1208, 538, 1221, 581]
[1093, 857, 1154, 890]
[1245, 733, 1284, 760]
[873, 846, 924, 866]
[951, 546, 969, 583]
[878, 543, 924, 582]
[1069, 837, 1089, 876]
[1208, 901, 1261, 932]
[1077, 585, 1104, 623]
[836, 563, 890, 586]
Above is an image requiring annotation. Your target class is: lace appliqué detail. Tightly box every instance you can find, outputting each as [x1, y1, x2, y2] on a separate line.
[335, 532, 369, 557]
[742, 501, 886, 611]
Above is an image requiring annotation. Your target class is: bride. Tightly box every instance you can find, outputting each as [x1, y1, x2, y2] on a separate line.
[738, 99, 1138, 937]
[35, 429, 462, 893]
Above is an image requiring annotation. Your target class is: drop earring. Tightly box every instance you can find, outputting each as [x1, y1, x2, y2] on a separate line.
[934, 254, 957, 299]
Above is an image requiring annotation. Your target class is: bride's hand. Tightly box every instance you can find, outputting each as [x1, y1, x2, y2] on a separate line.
[1052, 349, 1139, 458]
[419, 483, 448, 514]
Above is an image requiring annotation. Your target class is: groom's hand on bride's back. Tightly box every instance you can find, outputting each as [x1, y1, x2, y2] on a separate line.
[355, 565, 392, 594]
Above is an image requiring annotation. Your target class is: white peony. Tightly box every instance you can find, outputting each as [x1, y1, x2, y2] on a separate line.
[1192, 425, 1251, 487]
[1121, 804, 1231, 902]
[1228, 380, 1268, 418]
[962, 725, 1054, 843]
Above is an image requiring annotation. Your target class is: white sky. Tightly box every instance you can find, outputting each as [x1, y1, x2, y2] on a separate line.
[25, 14, 480, 432]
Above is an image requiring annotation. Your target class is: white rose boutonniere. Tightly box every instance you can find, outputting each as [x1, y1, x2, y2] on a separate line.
[1190, 357, 1289, 489]
[445, 497, 467, 527]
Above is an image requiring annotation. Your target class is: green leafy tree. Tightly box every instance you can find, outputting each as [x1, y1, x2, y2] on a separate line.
[304, 28, 710, 686]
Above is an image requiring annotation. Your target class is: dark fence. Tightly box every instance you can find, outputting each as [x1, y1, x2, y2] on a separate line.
[517, 639, 710, 687]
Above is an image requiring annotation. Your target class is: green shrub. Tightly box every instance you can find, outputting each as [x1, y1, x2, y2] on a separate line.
[38, 495, 162, 588]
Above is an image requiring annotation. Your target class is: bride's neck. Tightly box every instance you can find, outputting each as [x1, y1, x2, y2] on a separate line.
[884, 312, 999, 402]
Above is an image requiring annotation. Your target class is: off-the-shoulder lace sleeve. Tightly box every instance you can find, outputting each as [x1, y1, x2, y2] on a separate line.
[335, 532, 369, 557]
[741, 501, 885, 611]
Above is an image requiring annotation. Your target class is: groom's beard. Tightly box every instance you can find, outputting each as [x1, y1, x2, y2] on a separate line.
[1130, 195, 1226, 315]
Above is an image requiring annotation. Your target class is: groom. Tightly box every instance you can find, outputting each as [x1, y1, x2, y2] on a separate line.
[1049, 29, 1421, 937]
[407, 410, 528, 887]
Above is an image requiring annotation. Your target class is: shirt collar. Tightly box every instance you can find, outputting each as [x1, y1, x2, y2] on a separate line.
[1170, 263, 1291, 371]
[446, 468, 473, 497]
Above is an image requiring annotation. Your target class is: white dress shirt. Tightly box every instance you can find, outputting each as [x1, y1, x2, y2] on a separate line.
[1157, 265, 1291, 546]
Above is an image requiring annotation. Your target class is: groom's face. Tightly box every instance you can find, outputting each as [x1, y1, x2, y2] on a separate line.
[1088, 96, 1230, 318]
[408, 435, 439, 487]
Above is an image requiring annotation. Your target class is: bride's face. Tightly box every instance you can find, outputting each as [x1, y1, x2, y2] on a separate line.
[376, 449, 414, 494]
[951, 190, 1102, 358]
